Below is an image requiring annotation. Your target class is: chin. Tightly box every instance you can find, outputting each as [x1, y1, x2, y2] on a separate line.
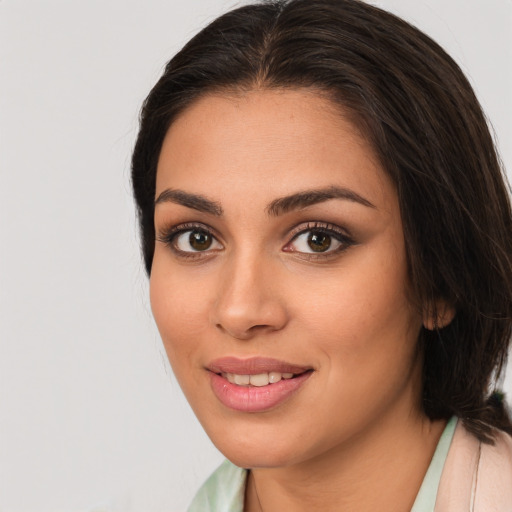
[202, 419, 312, 469]
[220, 443, 297, 469]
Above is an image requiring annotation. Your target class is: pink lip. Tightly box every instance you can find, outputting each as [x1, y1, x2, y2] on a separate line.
[207, 357, 313, 413]
[208, 356, 311, 375]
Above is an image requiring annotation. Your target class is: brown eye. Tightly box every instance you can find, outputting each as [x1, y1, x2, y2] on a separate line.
[285, 225, 352, 256]
[307, 231, 331, 252]
[189, 230, 212, 251]
[170, 227, 223, 254]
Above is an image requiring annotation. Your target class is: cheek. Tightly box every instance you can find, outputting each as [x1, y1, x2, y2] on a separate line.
[149, 262, 211, 369]
[296, 248, 414, 338]
[292, 245, 421, 389]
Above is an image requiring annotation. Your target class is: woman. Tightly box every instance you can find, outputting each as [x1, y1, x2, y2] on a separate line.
[131, 0, 512, 510]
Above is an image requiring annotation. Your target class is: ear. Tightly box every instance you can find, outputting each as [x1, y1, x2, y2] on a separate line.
[422, 300, 455, 330]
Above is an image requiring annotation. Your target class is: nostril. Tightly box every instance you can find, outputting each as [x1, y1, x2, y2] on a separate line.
[216, 321, 283, 340]
[211, 286, 289, 339]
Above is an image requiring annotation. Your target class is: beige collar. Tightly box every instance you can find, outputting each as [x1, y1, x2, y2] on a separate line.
[435, 421, 512, 511]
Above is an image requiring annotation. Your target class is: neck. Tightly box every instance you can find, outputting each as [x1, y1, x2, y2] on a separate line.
[245, 406, 446, 512]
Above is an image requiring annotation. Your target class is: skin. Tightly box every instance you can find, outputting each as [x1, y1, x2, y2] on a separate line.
[150, 89, 446, 511]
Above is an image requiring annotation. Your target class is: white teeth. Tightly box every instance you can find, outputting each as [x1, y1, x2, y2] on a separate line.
[250, 373, 269, 387]
[268, 372, 282, 384]
[233, 374, 250, 385]
[224, 371, 296, 386]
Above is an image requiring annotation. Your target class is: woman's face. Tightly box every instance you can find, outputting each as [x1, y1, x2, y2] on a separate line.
[151, 89, 425, 468]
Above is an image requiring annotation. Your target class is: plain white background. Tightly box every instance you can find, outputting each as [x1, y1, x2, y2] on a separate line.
[0, 1, 510, 511]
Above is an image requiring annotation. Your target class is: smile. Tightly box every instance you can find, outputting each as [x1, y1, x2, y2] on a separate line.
[208, 357, 313, 412]
[222, 371, 295, 386]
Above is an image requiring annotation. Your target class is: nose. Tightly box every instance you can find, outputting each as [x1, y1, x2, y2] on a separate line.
[211, 254, 289, 340]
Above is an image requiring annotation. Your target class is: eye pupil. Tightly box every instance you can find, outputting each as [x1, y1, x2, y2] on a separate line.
[308, 231, 331, 252]
[189, 230, 212, 251]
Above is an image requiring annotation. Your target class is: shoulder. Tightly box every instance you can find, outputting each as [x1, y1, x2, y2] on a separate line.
[435, 419, 512, 511]
[476, 428, 512, 509]
[187, 460, 247, 512]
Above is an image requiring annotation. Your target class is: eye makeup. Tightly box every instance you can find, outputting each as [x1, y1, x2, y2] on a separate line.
[156, 221, 224, 261]
[283, 221, 356, 260]
[156, 219, 356, 262]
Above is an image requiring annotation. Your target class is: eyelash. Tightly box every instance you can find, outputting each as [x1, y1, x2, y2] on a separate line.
[156, 222, 222, 260]
[156, 221, 355, 261]
[285, 221, 355, 260]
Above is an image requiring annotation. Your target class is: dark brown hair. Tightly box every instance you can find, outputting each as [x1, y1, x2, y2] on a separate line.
[131, 0, 512, 441]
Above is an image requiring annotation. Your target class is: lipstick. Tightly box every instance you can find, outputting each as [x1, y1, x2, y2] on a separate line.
[207, 357, 313, 413]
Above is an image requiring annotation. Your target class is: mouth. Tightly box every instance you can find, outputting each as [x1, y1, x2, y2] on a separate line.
[220, 371, 298, 387]
[208, 356, 312, 376]
[207, 357, 314, 412]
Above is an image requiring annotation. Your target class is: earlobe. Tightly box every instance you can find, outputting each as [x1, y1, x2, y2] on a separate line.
[423, 301, 456, 330]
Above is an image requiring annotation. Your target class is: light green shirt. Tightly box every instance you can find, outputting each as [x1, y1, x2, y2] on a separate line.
[188, 416, 458, 512]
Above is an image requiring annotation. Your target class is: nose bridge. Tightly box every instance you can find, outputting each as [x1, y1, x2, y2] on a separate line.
[212, 247, 287, 339]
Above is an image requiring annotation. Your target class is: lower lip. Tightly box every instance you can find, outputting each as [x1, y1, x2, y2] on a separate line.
[209, 371, 312, 413]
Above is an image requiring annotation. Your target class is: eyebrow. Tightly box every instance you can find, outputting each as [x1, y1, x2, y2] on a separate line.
[266, 186, 375, 216]
[154, 189, 223, 216]
[154, 185, 375, 217]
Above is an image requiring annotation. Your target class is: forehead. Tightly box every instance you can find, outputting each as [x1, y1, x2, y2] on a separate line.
[156, 89, 395, 212]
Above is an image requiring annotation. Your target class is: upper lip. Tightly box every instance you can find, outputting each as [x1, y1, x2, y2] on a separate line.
[207, 356, 312, 375]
